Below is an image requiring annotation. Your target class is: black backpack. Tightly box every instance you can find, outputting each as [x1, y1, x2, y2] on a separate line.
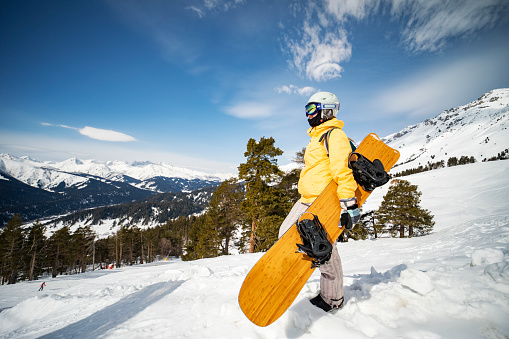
[320, 128, 390, 191]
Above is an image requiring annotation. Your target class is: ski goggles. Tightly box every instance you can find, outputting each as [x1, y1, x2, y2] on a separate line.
[305, 102, 339, 116]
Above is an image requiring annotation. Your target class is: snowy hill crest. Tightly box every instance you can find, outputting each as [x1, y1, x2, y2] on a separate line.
[385, 88, 509, 172]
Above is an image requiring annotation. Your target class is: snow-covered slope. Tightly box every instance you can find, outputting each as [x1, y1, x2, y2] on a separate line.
[385, 88, 509, 172]
[1, 160, 508, 338]
[42, 187, 216, 239]
[0, 154, 90, 190]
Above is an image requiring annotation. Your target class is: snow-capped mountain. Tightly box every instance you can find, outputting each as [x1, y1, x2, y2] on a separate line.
[385, 88, 509, 172]
[0, 154, 230, 193]
[0, 155, 229, 226]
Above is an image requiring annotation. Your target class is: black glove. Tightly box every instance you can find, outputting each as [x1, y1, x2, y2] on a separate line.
[339, 198, 360, 230]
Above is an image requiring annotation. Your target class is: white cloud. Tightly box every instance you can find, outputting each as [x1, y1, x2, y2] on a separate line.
[275, 85, 293, 95]
[285, 0, 508, 82]
[285, 22, 352, 81]
[41, 122, 77, 130]
[224, 102, 273, 119]
[42, 123, 136, 142]
[393, 0, 509, 53]
[323, 0, 509, 53]
[0, 131, 235, 174]
[324, 0, 379, 22]
[187, 6, 205, 18]
[78, 126, 137, 142]
[187, 0, 245, 17]
[275, 85, 318, 97]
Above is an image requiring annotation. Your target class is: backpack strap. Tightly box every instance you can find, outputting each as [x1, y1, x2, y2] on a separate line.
[319, 127, 356, 157]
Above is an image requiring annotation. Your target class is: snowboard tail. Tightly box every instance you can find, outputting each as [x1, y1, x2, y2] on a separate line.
[238, 133, 400, 327]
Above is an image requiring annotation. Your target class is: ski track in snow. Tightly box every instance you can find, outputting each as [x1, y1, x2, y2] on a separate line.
[0, 161, 508, 338]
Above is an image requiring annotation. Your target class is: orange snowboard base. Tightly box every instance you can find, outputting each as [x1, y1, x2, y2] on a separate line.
[238, 133, 400, 327]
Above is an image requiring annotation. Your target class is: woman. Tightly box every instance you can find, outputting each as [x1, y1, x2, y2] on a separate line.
[278, 91, 360, 311]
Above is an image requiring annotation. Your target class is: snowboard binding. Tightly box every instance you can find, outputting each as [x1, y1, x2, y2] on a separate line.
[295, 213, 333, 269]
[348, 152, 390, 191]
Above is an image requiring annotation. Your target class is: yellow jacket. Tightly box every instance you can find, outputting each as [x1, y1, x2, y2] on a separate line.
[298, 118, 357, 204]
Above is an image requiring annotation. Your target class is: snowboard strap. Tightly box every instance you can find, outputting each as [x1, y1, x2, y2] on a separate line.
[295, 213, 333, 269]
[348, 152, 390, 191]
[320, 128, 391, 192]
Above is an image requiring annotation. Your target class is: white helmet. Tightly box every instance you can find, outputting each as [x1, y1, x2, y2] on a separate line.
[305, 91, 340, 120]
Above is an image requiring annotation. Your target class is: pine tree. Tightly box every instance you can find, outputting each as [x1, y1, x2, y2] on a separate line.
[206, 178, 245, 256]
[48, 226, 71, 277]
[0, 214, 24, 284]
[71, 226, 95, 273]
[376, 179, 434, 238]
[238, 137, 289, 252]
[25, 220, 46, 280]
[183, 215, 214, 260]
[292, 147, 306, 165]
[278, 148, 305, 205]
[447, 157, 458, 167]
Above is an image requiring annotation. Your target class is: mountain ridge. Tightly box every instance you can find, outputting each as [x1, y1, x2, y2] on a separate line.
[0, 154, 232, 192]
[384, 88, 509, 172]
[0, 155, 227, 226]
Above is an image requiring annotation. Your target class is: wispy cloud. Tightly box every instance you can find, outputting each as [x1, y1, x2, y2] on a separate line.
[275, 85, 318, 97]
[284, 0, 509, 81]
[41, 122, 76, 130]
[187, 6, 205, 18]
[187, 0, 245, 18]
[324, 0, 379, 22]
[284, 21, 352, 82]
[0, 131, 234, 174]
[392, 0, 509, 53]
[224, 102, 273, 119]
[42, 123, 136, 142]
[79, 126, 137, 142]
[324, 0, 509, 53]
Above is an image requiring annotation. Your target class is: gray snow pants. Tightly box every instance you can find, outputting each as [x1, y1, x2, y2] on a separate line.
[278, 201, 344, 307]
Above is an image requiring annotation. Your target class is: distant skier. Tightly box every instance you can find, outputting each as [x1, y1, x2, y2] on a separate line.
[38, 282, 46, 291]
[278, 92, 360, 312]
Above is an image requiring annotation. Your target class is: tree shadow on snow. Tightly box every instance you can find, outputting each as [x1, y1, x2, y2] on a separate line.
[38, 280, 184, 339]
[284, 264, 407, 339]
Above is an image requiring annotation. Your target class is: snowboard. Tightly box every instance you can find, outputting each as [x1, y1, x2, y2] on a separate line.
[238, 133, 400, 327]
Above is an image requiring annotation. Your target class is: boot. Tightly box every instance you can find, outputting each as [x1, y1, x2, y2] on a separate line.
[310, 294, 344, 312]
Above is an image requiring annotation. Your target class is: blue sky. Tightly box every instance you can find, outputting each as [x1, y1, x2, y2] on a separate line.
[1, 0, 508, 174]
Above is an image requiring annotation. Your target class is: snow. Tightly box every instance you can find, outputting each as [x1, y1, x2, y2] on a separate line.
[386, 88, 509, 173]
[363, 160, 509, 232]
[0, 154, 89, 191]
[1, 160, 508, 338]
